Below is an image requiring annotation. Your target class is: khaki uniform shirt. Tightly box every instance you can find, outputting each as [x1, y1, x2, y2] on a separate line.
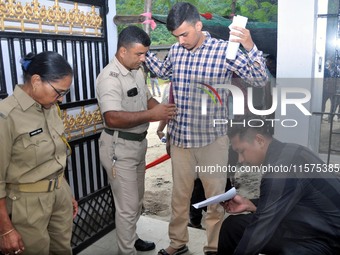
[0, 85, 67, 198]
[96, 57, 152, 133]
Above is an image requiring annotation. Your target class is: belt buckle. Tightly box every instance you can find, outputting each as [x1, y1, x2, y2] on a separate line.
[47, 176, 58, 192]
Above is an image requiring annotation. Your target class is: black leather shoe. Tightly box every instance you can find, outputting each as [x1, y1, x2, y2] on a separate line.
[134, 238, 156, 251]
[188, 222, 203, 229]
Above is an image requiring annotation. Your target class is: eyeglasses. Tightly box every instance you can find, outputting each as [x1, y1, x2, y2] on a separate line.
[46, 80, 70, 98]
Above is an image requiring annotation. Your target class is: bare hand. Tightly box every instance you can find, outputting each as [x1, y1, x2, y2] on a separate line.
[150, 103, 176, 122]
[157, 130, 165, 140]
[0, 229, 25, 255]
[72, 197, 78, 218]
[220, 194, 256, 214]
[229, 25, 254, 52]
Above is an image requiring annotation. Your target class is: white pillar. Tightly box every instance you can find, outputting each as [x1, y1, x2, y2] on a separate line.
[275, 0, 318, 150]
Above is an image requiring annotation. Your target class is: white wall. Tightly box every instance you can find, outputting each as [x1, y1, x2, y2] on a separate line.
[275, 0, 319, 150]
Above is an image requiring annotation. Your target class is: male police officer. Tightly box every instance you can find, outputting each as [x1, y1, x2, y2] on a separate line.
[96, 26, 176, 255]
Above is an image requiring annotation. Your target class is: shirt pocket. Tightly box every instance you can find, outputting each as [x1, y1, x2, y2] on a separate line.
[122, 93, 141, 111]
[122, 85, 147, 111]
[21, 133, 50, 167]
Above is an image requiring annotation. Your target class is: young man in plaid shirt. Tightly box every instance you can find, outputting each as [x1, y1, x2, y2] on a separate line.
[146, 2, 268, 254]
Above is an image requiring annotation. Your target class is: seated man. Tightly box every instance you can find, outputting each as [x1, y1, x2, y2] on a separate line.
[218, 117, 340, 255]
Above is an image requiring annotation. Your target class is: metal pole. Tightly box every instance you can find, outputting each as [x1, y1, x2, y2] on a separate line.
[231, 0, 237, 17]
[144, 0, 152, 34]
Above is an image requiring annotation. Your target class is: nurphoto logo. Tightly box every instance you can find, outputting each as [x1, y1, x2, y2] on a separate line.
[200, 83, 312, 128]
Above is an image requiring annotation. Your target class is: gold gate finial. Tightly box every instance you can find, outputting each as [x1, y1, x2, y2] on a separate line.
[0, 0, 103, 36]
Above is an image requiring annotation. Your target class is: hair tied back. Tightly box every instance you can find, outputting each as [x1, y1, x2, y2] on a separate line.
[20, 58, 32, 71]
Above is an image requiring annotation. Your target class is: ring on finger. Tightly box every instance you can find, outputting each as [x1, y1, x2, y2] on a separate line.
[14, 250, 21, 254]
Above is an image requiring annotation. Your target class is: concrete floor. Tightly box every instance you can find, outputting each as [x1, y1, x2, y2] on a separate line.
[77, 146, 340, 255]
[78, 216, 207, 255]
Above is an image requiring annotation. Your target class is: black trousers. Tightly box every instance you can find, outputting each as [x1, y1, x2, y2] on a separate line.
[189, 178, 207, 225]
[217, 214, 339, 255]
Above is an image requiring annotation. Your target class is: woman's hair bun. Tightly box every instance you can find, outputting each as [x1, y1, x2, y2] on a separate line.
[20, 52, 35, 71]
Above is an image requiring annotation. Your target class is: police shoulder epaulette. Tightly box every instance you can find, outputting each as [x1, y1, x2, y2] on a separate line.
[0, 96, 18, 119]
[109, 71, 119, 78]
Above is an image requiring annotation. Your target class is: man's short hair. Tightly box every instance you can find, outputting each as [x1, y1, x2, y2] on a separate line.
[228, 116, 273, 141]
[166, 2, 201, 31]
[117, 25, 151, 50]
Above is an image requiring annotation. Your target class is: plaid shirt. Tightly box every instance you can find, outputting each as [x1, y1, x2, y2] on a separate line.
[146, 32, 268, 148]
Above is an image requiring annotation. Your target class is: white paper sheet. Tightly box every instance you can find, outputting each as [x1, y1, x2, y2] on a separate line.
[226, 15, 248, 60]
[192, 187, 237, 209]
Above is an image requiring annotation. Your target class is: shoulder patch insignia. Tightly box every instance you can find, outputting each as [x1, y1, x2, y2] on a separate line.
[109, 71, 119, 78]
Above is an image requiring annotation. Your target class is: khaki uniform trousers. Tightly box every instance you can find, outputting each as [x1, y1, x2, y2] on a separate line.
[6, 180, 74, 255]
[99, 131, 147, 255]
[169, 136, 228, 253]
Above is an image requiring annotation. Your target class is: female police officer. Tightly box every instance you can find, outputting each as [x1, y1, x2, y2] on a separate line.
[0, 51, 78, 255]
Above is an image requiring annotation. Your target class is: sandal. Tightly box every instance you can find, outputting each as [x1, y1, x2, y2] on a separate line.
[157, 245, 188, 255]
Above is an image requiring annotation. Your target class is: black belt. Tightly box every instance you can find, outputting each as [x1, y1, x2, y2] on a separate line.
[104, 128, 147, 142]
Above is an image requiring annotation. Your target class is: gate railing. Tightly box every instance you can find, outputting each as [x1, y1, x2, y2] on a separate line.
[59, 98, 115, 253]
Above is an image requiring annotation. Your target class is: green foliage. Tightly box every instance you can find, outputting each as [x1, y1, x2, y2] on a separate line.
[116, 0, 277, 20]
[252, 2, 277, 22]
[116, 0, 144, 14]
[239, 0, 258, 19]
[235, 0, 278, 19]
[196, 2, 231, 17]
[116, 0, 278, 46]
[150, 24, 177, 46]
